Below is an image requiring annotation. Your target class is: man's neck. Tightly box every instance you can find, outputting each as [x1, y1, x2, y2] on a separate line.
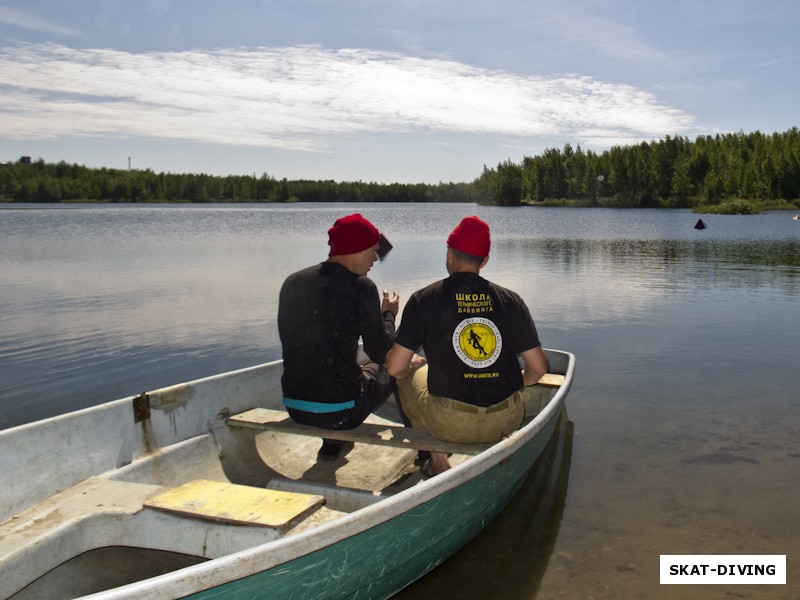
[327, 255, 359, 275]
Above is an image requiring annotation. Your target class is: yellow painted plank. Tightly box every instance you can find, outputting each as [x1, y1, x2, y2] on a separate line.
[537, 373, 565, 387]
[144, 480, 324, 528]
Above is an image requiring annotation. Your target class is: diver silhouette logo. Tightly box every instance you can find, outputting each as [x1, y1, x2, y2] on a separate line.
[452, 317, 502, 368]
[467, 328, 488, 356]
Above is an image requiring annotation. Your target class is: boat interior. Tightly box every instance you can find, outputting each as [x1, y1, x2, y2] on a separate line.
[0, 370, 563, 600]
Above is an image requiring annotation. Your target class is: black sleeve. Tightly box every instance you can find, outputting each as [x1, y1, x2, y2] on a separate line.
[509, 295, 541, 352]
[395, 293, 424, 352]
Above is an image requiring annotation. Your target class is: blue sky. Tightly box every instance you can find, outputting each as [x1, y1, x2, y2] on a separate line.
[0, 1, 797, 183]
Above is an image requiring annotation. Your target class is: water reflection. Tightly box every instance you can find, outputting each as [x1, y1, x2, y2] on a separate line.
[0, 205, 797, 429]
[507, 237, 800, 285]
[395, 408, 574, 599]
[488, 236, 799, 331]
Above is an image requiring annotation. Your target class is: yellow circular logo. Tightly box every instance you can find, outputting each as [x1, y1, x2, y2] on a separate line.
[452, 317, 502, 368]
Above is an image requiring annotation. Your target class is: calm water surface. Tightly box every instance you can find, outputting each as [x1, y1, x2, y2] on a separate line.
[1, 203, 798, 599]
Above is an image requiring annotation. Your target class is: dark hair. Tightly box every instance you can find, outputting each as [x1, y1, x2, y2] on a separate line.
[449, 247, 485, 267]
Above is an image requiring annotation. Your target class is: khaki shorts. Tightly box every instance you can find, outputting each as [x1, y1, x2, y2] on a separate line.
[396, 365, 524, 444]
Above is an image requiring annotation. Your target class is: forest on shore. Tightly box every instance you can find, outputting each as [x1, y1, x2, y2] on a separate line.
[2, 128, 799, 213]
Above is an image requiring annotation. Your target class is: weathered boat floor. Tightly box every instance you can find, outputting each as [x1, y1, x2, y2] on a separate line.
[257, 430, 474, 494]
[256, 425, 421, 492]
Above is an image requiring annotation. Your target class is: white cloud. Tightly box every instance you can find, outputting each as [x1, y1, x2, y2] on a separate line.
[0, 43, 694, 151]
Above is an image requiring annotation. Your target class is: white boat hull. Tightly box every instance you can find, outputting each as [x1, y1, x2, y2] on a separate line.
[0, 349, 575, 599]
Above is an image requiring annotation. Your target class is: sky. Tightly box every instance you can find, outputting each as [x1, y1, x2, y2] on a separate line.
[0, 1, 798, 184]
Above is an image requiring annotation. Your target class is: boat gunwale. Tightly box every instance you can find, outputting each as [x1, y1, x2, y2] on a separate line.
[77, 349, 575, 600]
[0, 359, 276, 437]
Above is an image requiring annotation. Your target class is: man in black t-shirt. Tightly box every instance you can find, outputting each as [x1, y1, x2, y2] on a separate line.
[278, 213, 400, 457]
[386, 216, 549, 475]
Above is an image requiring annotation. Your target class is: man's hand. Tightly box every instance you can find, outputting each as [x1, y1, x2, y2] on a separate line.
[410, 353, 427, 369]
[381, 290, 400, 315]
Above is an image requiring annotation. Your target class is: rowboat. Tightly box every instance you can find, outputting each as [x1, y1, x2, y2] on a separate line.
[0, 349, 575, 600]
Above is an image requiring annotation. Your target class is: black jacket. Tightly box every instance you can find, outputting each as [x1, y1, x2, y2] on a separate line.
[278, 262, 395, 404]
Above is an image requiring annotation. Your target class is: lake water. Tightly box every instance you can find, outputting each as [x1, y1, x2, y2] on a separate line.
[1, 203, 798, 599]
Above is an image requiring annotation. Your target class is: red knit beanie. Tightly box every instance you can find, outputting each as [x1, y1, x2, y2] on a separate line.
[447, 216, 490, 257]
[328, 213, 392, 259]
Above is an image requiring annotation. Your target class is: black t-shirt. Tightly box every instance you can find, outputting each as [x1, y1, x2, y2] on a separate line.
[396, 271, 540, 406]
[278, 262, 395, 405]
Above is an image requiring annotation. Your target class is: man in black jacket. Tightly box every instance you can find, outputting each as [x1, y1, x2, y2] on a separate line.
[278, 213, 399, 457]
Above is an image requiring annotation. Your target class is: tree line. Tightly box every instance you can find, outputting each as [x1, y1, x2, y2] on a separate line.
[478, 128, 800, 209]
[2, 128, 798, 208]
[0, 160, 480, 204]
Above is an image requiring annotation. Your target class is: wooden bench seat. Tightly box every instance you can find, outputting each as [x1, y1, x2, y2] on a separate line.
[228, 374, 564, 455]
[228, 408, 491, 455]
[227, 373, 564, 456]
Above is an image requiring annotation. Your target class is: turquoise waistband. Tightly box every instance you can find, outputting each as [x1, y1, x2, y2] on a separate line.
[282, 397, 355, 413]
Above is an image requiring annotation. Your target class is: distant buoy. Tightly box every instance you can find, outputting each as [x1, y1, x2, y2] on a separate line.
[694, 219, 706, 230]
